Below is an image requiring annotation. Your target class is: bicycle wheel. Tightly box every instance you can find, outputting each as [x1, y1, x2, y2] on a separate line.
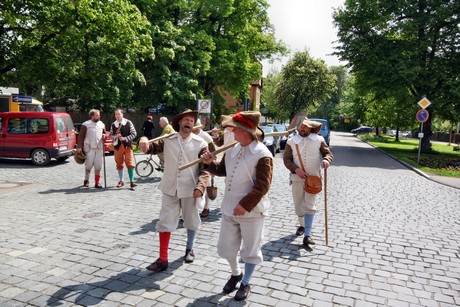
[135, 160, 154, 178]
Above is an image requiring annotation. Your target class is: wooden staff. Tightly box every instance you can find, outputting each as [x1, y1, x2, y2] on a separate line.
[178, 128, 297, 171]
[178, 141, 238, 171]
[103, 149, 107, 188]
[146, 125, 205, 143]
[324, 168, 328, 246]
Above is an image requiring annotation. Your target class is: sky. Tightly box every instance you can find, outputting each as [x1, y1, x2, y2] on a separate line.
[261, 0, 345, 76]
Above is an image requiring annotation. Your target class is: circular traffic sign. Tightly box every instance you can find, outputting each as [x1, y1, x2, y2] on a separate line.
[416, 109, 429, 123]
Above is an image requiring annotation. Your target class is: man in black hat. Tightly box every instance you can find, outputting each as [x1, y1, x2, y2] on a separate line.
[138, 109, 210, 272]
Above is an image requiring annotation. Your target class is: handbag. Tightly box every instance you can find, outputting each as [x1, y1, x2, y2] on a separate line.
[295, 144, 322, 194]
[206, 177, 218, 200]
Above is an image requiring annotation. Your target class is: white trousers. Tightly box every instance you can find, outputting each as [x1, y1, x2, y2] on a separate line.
[157, 194, 201, 232]
[291, 180, 317, 216]
[217, 214, 265, 264]
[85, 148, 103, 171]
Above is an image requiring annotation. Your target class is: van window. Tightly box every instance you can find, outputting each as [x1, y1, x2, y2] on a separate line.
[64, 116, 74, 133]
[56, 118, 66, 134]
[7, 117, 49, 134]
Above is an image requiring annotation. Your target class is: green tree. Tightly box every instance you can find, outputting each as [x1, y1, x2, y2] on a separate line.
[333, 0, 460, 152]
[132, 0, 287, 112]
[0, 0, 154, 111]
[275, 51, 336, 120]
[260, 69, 289, 121]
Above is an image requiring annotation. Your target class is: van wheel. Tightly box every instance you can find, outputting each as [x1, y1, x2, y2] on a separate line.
[31, 149, 51, 166]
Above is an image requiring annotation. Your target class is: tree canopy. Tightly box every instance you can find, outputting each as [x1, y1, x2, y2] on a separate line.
[274, 51, 336, 120]
[333, 0, 460, 151]
[0, 0, 286, 113]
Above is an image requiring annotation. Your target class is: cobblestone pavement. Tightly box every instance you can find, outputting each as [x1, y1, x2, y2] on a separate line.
[0, 132, 459, 306]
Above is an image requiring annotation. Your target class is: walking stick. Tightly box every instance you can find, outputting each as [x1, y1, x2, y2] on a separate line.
[103, 149, 107, 188]
[324, 168, 328, 246]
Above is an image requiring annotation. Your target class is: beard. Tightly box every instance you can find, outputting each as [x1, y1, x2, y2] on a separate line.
[299, 130, 310, 137]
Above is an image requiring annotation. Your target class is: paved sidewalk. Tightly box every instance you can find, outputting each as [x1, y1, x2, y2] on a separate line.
[0, 140, 459, 306]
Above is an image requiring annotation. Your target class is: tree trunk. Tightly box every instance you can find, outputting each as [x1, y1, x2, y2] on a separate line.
[420, 116, 432, 152]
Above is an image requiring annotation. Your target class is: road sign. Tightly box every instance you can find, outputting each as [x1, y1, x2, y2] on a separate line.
[198, 99, 211, 113]
[416, 109, 429, 123]
[12, 95, 32, 103]
[417, 97, 431, 109]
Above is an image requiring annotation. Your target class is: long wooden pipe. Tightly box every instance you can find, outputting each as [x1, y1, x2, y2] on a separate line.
[178, 127, 296, 171]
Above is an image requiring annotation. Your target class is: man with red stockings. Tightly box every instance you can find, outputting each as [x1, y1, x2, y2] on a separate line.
[76, 109, 106, 188]
[139, 109, 209, 272]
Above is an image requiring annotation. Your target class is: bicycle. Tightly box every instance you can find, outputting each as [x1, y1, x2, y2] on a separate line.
[135, 153, 163, 178]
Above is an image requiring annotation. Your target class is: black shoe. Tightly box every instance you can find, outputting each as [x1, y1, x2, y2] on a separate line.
[184, 249, 195, 263]
[223, 273, 243, 294]
[83, 180, 89, 187]
[94, 183, 102, 189]
[130, 182, 137, 188]
[234, 283, 250, 301]
[146, 258, 168, 272]
[155, 167, 164, 172]
[303, 236, 315, 246]
[295, 226, 305, 236]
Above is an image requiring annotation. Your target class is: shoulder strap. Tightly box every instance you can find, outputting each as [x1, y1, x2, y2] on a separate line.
[295, 144, 306, 172]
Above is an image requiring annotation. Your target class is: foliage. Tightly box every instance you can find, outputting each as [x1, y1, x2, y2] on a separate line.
[362, 135, 460, 177]
[0, 0, 154, 112]
[260, 69, 290, 121]
[311, 65, 350, 129]
[334, 0, 460, 152]
[0, 0, 286, 113]
[131, 0, 287, 111]
[275, 51, 336, 120]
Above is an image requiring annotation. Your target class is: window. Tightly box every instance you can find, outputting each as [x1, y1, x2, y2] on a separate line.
[7, 118, 49, 134]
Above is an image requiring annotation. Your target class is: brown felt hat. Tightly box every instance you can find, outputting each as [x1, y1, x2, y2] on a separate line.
[301, 117, 322, 134]
[222, 111, 264, 142]
[171, 109, 198, 131]
[74, 151, 86, 164]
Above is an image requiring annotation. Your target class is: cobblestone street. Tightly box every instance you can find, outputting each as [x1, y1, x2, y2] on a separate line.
[1, 132, 459, 306]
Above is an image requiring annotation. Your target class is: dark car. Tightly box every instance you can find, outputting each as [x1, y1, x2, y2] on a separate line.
[351, 126, 373, 134]
[261, 126, 280, 156]
[273, 124, 288, 150]
[74, 123, 114, 154]
[309, 118, 331, 145]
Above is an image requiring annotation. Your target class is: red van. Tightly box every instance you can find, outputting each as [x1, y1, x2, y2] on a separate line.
[0, 112, 76, 166]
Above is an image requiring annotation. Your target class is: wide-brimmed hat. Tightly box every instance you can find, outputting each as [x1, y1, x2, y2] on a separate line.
[301, 117, 322, 134]
[222, 111, 264, 142]
[172, 109, 198, 131]
[74, 151, 86, 164]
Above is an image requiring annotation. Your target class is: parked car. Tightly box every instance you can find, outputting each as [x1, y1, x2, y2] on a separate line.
[351, 126, 373, 134]
[401, 131, 412, 138]
[387, 129, 397, 136]
[261, 126, 280, 156]
[74, 123, 114, 154]
[0, 111, 76, 166]
[309, 118, 331, 145]
[273, 124, 288, 150]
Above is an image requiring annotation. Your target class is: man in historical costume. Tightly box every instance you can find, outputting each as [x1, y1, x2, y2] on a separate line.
[110, 108, 137, 188]
[138, 109, 210, 272]
[76, 109, 106, 188]
[201, 111, 273, 301]
[283, 117, 333, 247]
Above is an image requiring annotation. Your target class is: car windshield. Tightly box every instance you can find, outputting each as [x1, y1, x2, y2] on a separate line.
[273, 125, 286, 132]
[261, 126, 274, 133]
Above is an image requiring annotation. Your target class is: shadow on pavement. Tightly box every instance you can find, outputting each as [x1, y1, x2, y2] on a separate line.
[47, 260, 185, 306]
